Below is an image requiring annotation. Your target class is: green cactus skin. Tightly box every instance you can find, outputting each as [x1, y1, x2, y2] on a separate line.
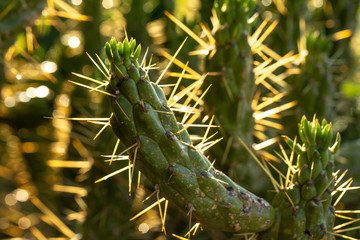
[288, 32, 334, 129]
[202, 0, 262, 191]
[259, 116, 341, 239]
[104, 37, 275, 232]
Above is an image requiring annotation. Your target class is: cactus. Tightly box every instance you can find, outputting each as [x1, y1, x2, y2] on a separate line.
[103, 37, 275, 232]
[259, 116, 341, 239]
[1, 1, 360, 238]
[201, 0, 259, 190]
[86, 36, 358, 239]
[287, 31, 334, 126]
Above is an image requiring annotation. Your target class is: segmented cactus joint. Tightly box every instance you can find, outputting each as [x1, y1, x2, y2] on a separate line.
[104, 37, 274, 232]
[259, 116, 341, 239]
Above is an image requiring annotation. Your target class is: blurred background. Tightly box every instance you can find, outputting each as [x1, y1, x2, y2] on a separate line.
[0, 0, 359, 239]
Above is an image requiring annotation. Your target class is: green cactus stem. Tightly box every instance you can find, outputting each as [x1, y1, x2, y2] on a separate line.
[259, 116, 341, 239]
[202, 0, 263, 191]
[285, 31, 335, 136]
[103, 37, 275, 232]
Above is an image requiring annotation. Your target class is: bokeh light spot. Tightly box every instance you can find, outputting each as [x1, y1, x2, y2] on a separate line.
[4, 194, 17, 206]
[102, 0, 113, 9]
[18, 217, 31, 230]
[68, 36, 81, 48]
[138, 223, 149, 234]
[41, 61, 57, 73]
[4, 97, 16, 107]
[15, 189, 29, 202]
[35, 86, 50, 98]
[71, 0, 82, 6]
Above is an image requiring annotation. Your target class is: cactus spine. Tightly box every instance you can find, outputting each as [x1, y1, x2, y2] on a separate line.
[104, 37, 274, 232]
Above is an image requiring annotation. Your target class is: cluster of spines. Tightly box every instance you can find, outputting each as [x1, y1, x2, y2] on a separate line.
[260, 116, 341, 239]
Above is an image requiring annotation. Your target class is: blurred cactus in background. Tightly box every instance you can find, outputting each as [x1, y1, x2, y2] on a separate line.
[0, 0, 360, 239]
[200, 0, 259, 191]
